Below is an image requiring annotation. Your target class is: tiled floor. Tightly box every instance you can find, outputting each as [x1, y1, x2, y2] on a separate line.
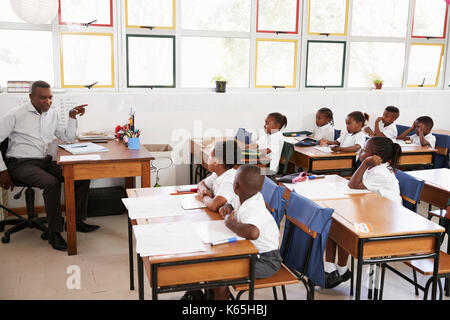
[0, 202, 448, 300]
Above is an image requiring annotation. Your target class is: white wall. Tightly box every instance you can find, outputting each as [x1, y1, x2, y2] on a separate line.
[1, 90, 449, 208]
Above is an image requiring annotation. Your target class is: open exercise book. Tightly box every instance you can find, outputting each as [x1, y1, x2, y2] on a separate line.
[59, 142, 109, 155]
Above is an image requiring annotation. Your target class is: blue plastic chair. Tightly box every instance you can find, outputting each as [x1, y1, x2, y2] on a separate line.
[432, 133, 450, 169]
[395, 170, 425, 213]
[261, 177, 287, 227]
[280, 191, 334, 294]
[396, 124, 415, 137]
[334, 129, 341, 140]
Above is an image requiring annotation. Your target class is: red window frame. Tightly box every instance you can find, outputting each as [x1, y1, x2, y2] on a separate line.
[256, 0, 300, 34]
[58, 0, 113, 27]
[411, 1, 448, 39]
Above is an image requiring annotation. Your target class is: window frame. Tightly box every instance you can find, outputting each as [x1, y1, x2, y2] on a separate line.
[58, 0, 114, 28]
[256, 0, 300, 34]
[407, 43, 445, 87]
[125, 0, 176, 30]
[411, 0, 449, 39]
[307, 0, 349, 36]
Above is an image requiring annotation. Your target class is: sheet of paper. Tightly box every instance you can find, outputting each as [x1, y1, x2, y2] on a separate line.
[394, 139, 420, 147]
[294, 181, 370, 200]
[192, 220, 245, 244]
[179, 193, 207, 210]
[59, 154, 101, 162]
[122, 195, 185, 219]
[133, 222, 206, 257]
[313, 146, 333, 153]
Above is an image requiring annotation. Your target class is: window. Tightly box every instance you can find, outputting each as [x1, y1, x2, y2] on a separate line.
[351, 0, 409, 37]
[127, 35, 175, 88]
[407, 44, 444, 87]
[257, 0, 299, 33]
[412, 0, 448, 38]
[181, 37, 250, 88]
[348, 42, 406, 88]
[0, 30, 54, 87]
[308, 0, 348, 35]
[126, 0, 175, 29]
[60, 33, 114, 88]
[59, 0, 113, 27]
[306, 41, 346, 88]
[181, 0, 251, 32]
[255, 39, 298, 87]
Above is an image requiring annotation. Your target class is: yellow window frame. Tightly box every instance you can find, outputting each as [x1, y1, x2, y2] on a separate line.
[60, 32, 115, 89]
[255, 39, 298, 88]
[407, 43, 445, 88]
[125, 0, 176, 30]
[308, 0, 349, 36]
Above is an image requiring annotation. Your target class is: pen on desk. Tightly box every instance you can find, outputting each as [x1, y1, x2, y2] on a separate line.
[211, 237, 237, 246]
[170, 192, 196, 195]
[71, 145, 88, 148]
[309, 175, 325, 180]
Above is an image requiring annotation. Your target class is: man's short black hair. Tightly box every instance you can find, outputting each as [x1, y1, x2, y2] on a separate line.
[416, 116, 434, 130]
[30, 80, 51, 94]
[385, 106, 399, 114]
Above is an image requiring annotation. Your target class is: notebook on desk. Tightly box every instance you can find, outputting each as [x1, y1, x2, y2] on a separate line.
[179, 193, 207, 210]
[59, 142, 109, 154]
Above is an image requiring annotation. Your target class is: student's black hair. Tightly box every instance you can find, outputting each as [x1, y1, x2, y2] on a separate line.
[368, 137, 402, 171]
[348, 111, 369, 126]
[213, 140, 242, 170]
[318, 107, 334, 125]
[416, 116, 434, 130]
[385, 106, 400, 114]
[268, 112, 288, 129]
[30, 80, 51, 94]
[236, 164, 264, 193]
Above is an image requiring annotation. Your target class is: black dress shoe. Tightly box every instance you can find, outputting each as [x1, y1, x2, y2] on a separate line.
[75, 220, 100, 233]
[180, 290, 205, 300]
[340, 269, 352, 283]
[325, 270, 343, 289]
[48, 232, 67, 251]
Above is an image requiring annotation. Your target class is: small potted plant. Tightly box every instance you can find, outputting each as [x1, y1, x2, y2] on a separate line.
[211, 75, 227, 93]
[370, 74, 384, 90]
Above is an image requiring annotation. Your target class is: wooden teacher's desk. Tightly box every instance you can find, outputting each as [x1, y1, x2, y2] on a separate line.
[57, 140, 154, 255]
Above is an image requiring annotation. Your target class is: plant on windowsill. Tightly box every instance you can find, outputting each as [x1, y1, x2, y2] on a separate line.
[211, 75, 227, 93]
[370, 74, 384, 90]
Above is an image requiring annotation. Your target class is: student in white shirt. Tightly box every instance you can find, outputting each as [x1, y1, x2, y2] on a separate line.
[196, 140, 241, 212]
[0, 81, 96, 252]
[319, 111, 369, 158]
[324, 137, 402, 289]
[364, 106, 400, 141]
[312, 107, 335, 141]
[215, 165, 282, 300]
[397, 116, 436, 148]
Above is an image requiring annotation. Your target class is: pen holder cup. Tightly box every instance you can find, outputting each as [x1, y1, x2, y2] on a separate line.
[127, 137, 140, 150]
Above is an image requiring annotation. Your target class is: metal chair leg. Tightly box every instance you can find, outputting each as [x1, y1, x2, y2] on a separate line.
[379, 264, 386, 300]
[272, 287, 278, 300]
[413, 270, 419, 296]
[368, 264, 374, 299]
[236, 291, 245, 300]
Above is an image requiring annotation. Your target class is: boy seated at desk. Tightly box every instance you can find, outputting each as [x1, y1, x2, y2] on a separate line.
[215, 164, 282, 300]
[364, 106, 400, 141]
[195, 140, 241, 212]
[397, 116, 436, 148]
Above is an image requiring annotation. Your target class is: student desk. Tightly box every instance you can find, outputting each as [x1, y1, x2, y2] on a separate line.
[190, 137, 270, 184]
[289, 146, 357, 174]
[407, 168, 450, 210]
[126, 186, 258, 300]
[398, 146, 437, 168]
[57, 140, 154, 256]
[317, 194, 444, 300]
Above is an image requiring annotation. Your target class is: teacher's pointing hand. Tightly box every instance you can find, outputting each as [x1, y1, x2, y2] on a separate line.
[69, 104, 88, 119]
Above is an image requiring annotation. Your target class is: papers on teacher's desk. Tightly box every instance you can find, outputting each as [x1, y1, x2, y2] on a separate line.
[133, 222, 206, 257]
[59, 142, 109, 154]
[122, 195, 186, 219]
[193, 220, 245, 244]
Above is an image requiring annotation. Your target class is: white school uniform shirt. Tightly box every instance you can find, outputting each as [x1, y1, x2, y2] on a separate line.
[202, 168, 237, 203]
[378, 122, 398, 141]
[0, 103, 77, 172]
[337, 131, 367, 160]
[257, 130, 284, 173]
[312, 122, 334, 141]
[232, 192, 280, 253]
[362, 163, 402, 205]
[409, 133, 436, 148]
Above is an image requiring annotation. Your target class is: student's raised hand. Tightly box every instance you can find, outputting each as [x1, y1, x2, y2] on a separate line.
[219, 203, 233, 218]
[416, 124, 424, 137]
[69, 104, 88, 119]
[364, 155, 382, 167]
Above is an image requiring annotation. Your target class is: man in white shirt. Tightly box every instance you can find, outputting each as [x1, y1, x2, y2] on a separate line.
[0, 81, 98, 251]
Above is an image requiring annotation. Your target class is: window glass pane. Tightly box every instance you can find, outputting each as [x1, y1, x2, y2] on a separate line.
[257, 0, 299, 33]
[412, 0, 448, 38]
[407, 44, 443, 86]
[255, 40, 297, 87]
[348, 42, 405, 87]
[181, 0, 251, 32]
[59, 0, 112, 26]
[309, 0, 348, 35]
[181, 37, 250, 88]
[352, 0, 409, 37]
[0, 30, 54, 87]
[0, 2, 24, 22]
[127, 36, 174, 87]
[126, 0, 174, 28]
[306, 41, 345, 87]
[61, 33, 114, 87]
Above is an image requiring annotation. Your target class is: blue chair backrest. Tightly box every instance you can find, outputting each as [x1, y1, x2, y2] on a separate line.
[432, 133, 450, 168]
[395, 170, 425, 212]
[261, 177, 287, 227]
[334, 129, 341, 140]
[279, 191, 334, 288]
[396, 124, 415, 137]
